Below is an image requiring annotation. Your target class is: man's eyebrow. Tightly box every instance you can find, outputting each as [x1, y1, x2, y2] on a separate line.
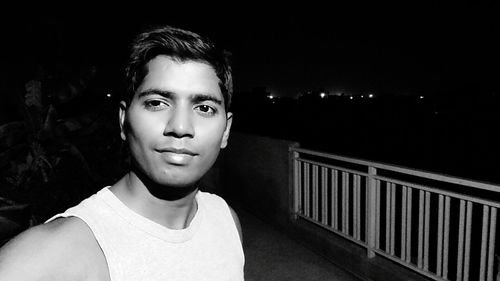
[191, 94, 223, 105]
[137, 89, 174, 99]
[137, 89, 223, 105]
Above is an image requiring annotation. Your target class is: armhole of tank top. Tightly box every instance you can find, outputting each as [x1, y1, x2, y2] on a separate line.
[47, 214, 116, 281]
[218, 197, 246, 266]
[213, 195, 244, 246]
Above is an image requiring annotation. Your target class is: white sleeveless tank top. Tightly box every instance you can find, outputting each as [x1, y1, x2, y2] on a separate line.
[46, 187, 245, 281]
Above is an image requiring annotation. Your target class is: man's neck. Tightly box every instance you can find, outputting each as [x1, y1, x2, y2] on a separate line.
[110, 172, 199, 230]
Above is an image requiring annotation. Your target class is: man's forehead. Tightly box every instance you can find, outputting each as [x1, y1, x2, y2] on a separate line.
[139, 56, 222, 93]
[146, 56, 217, 77]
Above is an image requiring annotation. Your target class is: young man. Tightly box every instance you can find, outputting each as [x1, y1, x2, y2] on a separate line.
[0, 25, 244, 280]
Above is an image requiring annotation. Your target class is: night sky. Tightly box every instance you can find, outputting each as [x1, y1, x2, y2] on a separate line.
[3, 3, 499, 98]
[0, 4, 499, 183]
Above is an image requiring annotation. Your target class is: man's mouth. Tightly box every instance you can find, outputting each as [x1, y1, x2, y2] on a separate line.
[156, 147, 198, 165]
[157, 147, 197, 156]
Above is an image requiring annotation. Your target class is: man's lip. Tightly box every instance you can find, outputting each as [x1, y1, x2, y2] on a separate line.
[156, 148, 198, 156]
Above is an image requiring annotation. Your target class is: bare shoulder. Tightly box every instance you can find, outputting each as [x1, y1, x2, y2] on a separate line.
[228, 206, 243, 244]
[0, 217, 107, 280]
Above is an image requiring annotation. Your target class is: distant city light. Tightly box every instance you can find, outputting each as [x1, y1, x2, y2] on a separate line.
[267, 94, 275, 99]
[320, 93, 326, 98]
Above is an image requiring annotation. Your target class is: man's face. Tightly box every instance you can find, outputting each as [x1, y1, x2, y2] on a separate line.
[120, 55, 232, 188]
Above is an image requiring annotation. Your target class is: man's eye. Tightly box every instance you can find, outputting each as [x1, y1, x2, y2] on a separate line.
[144, 100, 168, 111]
[195, 105, 217, 115]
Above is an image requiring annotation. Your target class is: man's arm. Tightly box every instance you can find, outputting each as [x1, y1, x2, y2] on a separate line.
[0, 217, 103, 281]
[228, 206, 243, 244]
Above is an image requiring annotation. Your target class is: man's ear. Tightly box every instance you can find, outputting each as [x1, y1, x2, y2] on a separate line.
[119, 101, 128, 141]
[220, 112, 233, 149]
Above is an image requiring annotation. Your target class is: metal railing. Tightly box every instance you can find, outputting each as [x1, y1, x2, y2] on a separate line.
[290, 146, 500, 281]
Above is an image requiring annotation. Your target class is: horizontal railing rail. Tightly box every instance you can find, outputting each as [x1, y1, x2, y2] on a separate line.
[290, 146, 500, 281]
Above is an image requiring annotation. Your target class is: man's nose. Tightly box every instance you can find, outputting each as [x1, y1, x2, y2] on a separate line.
[163, 107, 194, 138]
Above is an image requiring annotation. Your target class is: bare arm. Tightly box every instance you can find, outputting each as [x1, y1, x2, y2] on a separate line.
[0, 217, 105, 281]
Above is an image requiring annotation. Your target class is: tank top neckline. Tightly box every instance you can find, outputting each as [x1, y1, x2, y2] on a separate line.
[98, 186, 204, 243]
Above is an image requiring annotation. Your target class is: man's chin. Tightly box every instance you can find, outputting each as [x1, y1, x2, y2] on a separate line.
[153, 172, 200, 188]
[133, 165, 200, 200]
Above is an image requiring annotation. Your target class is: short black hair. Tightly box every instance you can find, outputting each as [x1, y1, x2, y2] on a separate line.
[124, 25, 233, 110]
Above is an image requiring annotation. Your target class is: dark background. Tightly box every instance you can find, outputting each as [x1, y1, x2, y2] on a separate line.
[2, 3, 498, 97]
[0, 3, 499, 217]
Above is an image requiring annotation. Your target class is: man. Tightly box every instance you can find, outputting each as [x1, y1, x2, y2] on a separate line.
[0, 24, 244, 281]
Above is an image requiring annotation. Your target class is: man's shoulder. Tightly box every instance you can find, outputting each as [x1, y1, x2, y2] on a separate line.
[0, 217, 107, 280]
[198, 191, 243, 243]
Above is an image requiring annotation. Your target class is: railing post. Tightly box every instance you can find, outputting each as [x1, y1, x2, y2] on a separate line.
[289, 143, 300, 220]
[367, 166, 377, 258]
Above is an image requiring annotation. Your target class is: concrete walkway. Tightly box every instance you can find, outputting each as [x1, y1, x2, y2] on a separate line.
[237, 207, 362, 281]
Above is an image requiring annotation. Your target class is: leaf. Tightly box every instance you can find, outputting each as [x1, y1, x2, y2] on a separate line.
[0, 144, 28, 169]
[59, 143, 95, 181]
[0, 204, 29, 214]
[26, 153, 33, 165]
[17, 163, 29, 174]
[38, 155, 53, 170]
[5, 176, 17, 186]
[0, 196, 17, 206]
[0, 121, 28, 148]
[40, 104, 57, 140]
[41, 167, 49, 183]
